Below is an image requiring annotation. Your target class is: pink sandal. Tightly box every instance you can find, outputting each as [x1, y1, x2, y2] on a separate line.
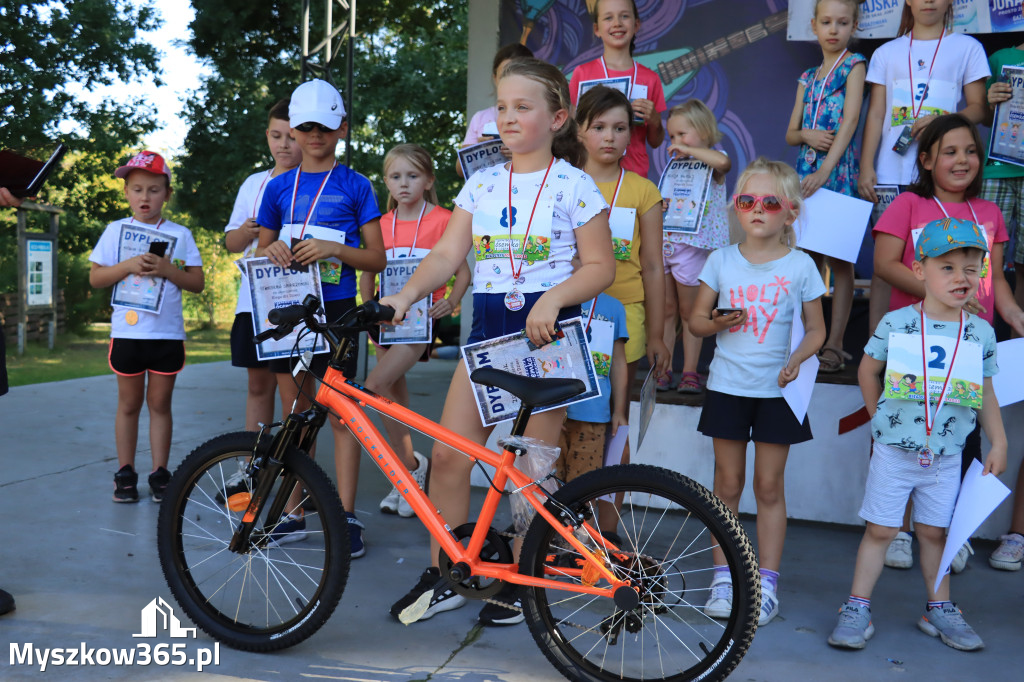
[677, 371, 702, 394]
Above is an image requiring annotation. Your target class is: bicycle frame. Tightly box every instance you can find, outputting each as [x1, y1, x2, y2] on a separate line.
[304, 362, 628, 598]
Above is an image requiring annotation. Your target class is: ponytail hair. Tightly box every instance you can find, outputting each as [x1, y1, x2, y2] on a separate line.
[897, 2, 953, 36]
[500, 58, 585, 168]
[382, 143, 438, 212]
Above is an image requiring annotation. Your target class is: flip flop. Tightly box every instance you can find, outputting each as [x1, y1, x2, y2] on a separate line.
[817, 347, 845, 373]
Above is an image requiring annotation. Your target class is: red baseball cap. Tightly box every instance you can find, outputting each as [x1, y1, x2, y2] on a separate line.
[115, 151, 172, 181]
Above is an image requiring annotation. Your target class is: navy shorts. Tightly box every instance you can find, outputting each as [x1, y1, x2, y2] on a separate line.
[467, 292, 582, 344]
[230, 313, 269, 369]
[268, 298, 358, 378]
[697, 389, 813, 445]
[108, 338, 186, 377]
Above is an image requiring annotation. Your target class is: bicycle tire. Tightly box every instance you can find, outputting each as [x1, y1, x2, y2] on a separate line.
[157, 431, 350, 651]
[519, 464, 759, 682]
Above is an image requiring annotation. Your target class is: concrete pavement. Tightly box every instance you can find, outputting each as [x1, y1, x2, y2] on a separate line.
[0, 357, 1021, 681]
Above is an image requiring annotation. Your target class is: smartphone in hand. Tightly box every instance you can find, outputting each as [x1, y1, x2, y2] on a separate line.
[148, 241, 169, 257]
[715, 307, 744, 317]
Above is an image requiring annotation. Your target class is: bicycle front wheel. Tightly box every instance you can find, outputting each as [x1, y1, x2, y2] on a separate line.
[519, 464, 759, 682]
[157, 431, 350, 651]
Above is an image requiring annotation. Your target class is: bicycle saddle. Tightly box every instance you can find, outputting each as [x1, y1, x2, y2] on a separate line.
[470, 367, 585, 408]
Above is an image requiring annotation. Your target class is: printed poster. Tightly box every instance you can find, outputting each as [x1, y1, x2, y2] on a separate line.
[789, 0, 1022, 40]
[458, 138, 506, 179]
[26, 239, 53, 307]
[883, 332, 984, 410]
[378, 256, 432, 345]
[462, 317, 600, 426]
[988, 65, 1024, 168]
[111, 222, 179, 314]
[658, 158, 712, 235]
[245, 257, 328, 361]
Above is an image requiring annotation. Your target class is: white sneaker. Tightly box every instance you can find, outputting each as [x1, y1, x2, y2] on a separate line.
[380, 451, 429, 516]
[989, 533, 1024, 571]
[884, 531, 913, 569]
[950, 540, 973, 574]
[703, 574, 733, 619]
[758, 579, 779, 626]
[398, 451, 429, 518]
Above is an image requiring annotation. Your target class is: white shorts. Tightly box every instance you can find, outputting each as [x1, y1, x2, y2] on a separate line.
[859, 442, 961, 528]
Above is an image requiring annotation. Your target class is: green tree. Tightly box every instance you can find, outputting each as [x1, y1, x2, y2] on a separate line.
[1, 0, 162, 327]
[176, 0, 467, 232]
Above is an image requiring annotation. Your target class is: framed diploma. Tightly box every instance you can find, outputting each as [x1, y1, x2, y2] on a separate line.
[110, 222, 178, 314]
[245, 257, 328, 361]
[988, 66, 1024, 168]
[462, 317, 600, 426]
[379, 256, 432, 345]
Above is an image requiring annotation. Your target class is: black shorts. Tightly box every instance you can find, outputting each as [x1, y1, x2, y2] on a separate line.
[268, 298, 358, 378]
[230, 313, 269, 369]
[108, 338, 186, 377]
[468, 292, 582, 344]
[697, 390, 813, 445]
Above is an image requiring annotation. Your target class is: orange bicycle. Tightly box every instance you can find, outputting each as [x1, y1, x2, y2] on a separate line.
[157, 296, 759, 682]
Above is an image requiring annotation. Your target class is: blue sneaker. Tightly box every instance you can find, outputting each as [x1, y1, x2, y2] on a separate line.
[347, 512, 366, 558]
[267, 514, 307, 547]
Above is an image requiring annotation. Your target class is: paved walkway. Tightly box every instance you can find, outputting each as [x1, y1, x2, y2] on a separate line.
[0, 359, 1020, 680]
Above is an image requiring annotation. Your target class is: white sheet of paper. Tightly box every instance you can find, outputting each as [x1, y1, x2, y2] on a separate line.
[781, 299, 819, 422]
[934, 459, 1011, 593]
[992, 338, 1024, 406]
[795, 188, 873, 263]
[603, 425, 629, 468]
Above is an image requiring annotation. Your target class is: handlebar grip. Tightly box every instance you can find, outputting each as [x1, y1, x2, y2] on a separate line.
[268, 304, 308, 327]
[361, 301, 397, 324]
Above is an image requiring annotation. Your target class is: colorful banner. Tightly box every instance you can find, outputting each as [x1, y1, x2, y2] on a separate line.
[789, 0, 1024, 41]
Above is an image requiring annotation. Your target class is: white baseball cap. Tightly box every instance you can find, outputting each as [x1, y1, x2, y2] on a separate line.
[289, 79, 346, 130]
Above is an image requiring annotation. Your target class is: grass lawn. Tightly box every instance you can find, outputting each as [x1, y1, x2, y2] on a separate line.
[5, 323, 232, 387]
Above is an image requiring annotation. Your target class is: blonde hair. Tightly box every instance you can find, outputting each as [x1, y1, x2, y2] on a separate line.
[733, 157, 802, 246]
[500, 58, 584, 167]
[814, 0, 863, 23]
[667, 99, 723, 146]
[382, 143, 438, 212]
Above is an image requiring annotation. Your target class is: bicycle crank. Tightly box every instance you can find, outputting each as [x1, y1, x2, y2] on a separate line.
[438, 523, 513, 599]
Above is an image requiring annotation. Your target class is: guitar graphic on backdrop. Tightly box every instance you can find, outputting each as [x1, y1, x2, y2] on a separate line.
[633, 11, 789, 101]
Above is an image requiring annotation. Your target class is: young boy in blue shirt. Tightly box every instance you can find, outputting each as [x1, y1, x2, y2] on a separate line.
[257, 79, 386, 557]
[829, 217, 1007, 652]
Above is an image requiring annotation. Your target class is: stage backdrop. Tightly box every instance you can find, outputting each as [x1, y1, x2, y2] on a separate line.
[500, 0, 1023, 276]
[502, 1, 819, 194]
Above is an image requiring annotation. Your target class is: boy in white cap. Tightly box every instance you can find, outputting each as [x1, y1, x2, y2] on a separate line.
[256, 79, 386, 557]
[828, 217, 1007, 652]
[89, 151, 206, 503]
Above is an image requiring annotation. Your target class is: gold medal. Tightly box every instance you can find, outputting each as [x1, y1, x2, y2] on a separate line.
[126, 310, 139, 326]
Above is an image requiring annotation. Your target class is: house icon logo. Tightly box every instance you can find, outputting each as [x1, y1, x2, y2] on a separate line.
[133, 597, 197, 639]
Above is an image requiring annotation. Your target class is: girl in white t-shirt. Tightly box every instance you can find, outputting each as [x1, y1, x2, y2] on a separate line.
[858, 0, 989, 332]
[88, 152, 206, 504]
[359, 144, 470, 519]
[689, 158, 826, 627]
[381, 58, 614, 626]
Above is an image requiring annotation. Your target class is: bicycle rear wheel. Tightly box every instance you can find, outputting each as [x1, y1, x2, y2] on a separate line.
[157, 431, 349, 651]
[519, 464, 759, 682]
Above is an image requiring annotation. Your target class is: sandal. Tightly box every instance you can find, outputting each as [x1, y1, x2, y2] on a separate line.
[677, 371, 702, 394]
[817, 347, 846, 374]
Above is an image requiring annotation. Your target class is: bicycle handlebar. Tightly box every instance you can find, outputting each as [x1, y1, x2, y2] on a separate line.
[254, 295, 397, 346]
